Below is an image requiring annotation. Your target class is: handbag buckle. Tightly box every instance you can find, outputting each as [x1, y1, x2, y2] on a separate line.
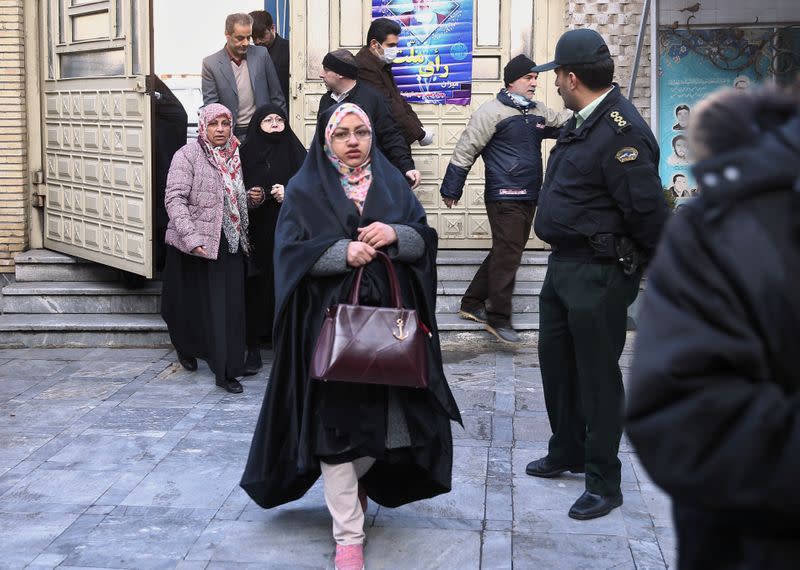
[392, 317, 409, 341]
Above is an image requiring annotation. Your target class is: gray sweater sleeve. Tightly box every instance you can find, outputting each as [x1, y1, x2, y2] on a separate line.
[387, 225, 425, 263]
[309, 239, 351, 276]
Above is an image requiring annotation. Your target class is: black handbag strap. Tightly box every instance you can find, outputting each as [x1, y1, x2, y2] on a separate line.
[348, 251, 403, 309]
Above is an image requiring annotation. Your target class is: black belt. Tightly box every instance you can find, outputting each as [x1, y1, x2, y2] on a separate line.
[551, 241, 616, 264]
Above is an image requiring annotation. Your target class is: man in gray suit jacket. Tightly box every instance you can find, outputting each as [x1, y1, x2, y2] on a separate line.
[202, 13, 287, 141]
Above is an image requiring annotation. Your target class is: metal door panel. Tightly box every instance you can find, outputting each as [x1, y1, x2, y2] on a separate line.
[42, 0, 153, 276]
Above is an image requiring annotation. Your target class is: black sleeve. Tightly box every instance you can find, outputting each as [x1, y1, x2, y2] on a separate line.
[601, 131, 670, 255]
[371, 94, 415, 174]
[626, 210, 800, 524]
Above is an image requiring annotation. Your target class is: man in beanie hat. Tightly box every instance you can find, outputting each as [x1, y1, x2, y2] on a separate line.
[525, 28, 669, 521]
[318, 49, 420, 186]
[440, 54, 570, 344]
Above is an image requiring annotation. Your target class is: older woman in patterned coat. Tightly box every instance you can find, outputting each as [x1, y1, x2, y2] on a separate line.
[161, 103, 250, 394]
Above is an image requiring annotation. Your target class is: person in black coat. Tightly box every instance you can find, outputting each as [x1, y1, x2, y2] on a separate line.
[249, 10, 290, 108]
[153, 77, 188, 272]
[240, 102, 460, 570]
[239, 104, 307, 373]
[317, 49, 421, 188]
[626, 86, 800, 570]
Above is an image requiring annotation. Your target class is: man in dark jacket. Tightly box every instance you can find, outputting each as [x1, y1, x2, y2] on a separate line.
[524, 29, 670, 520]
[355, 18, 435, 149]
[439, 54, 570, 343]
[318, 49, 420, 188]
[627, 88, 800, 569]
[250, 10, 290, 110]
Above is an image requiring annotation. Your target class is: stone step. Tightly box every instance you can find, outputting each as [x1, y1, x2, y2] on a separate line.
[14, 250, 122, 283]
[436, 312, 539, 331]
[435, 250, 549, 282]
[0, 314, 169, 348]
[437, 264, 547, 282]
[435, 250, 549, 265]
[1, 281, 162, 314]
[436, 280, 542, 313]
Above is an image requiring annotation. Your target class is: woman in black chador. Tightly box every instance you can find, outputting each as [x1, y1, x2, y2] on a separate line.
[240, 103, 461, 570]
[239, 104, 307, 373]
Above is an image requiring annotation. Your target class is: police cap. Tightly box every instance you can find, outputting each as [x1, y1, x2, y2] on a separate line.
[531, 29, 611, 72]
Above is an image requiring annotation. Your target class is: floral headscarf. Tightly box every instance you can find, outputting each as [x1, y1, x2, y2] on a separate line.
[197, 104, 249, 254]
[323, 103, 373, 213]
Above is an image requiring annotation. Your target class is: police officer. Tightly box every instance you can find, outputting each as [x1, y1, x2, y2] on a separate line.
[524, 29, 669, 520]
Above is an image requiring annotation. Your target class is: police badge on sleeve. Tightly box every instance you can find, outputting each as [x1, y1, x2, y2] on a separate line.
[615, 147, 639, 163]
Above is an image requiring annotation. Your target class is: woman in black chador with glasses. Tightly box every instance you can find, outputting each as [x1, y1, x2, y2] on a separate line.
[239, 104, 307, 374]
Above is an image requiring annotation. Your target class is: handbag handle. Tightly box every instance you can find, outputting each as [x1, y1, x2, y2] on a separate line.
[348, 250, 403, 309]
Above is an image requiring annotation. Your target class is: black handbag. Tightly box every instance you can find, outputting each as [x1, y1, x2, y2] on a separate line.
[310, 251, 429, 388]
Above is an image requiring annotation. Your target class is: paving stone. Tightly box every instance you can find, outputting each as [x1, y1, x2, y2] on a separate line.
[513, 532, 636, 569]
[121, 434, 249, 509]
[629, 538, 668, 569]
[32, 378, 130, 402]
[0, 468, 119, 506]
[192, 405, 262, 434]
[365, 527, 481, 570]
[88, 348, 172, 361]
[513, 412, 553, 443]
[0, 359, 70, 379]
[452, 412, 492, 444]
[0, 512, 80, 567]
[387, 479, 486, 521]
[0, 433, 54, 465]
[185, 519, 334, 566]
[0, 377, 48, 403]
[0, 400, 98, 431]
[481, 530, 512, 570]
[60, 514, 211, 569]
[82, 406, 191, 436]
[45, 433, 163, 471]
[0, 348, 98, 360]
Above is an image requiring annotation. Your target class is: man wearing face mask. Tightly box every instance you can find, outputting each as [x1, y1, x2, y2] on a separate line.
[356, 18, 435, 156]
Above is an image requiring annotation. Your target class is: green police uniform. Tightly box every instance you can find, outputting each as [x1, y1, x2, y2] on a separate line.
[530, 30, 670, 508]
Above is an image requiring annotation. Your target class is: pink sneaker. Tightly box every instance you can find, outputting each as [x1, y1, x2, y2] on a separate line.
[335, 544, 365, 570]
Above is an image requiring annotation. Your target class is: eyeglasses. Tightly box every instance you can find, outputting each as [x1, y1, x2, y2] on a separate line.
[330, 128, 372, 143]
[261, 116, 285, 126]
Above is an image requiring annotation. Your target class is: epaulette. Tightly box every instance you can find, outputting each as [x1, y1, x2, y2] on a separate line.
[606, 110, 631, 134]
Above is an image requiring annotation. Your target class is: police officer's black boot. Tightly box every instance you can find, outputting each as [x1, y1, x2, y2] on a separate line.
[243, 346, 262, 376]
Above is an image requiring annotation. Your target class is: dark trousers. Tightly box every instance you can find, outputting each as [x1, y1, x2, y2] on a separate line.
[462, 200, 535, 327]
[538, 258, 641, 496]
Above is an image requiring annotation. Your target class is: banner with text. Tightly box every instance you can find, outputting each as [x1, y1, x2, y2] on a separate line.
[371, 0, 474, 105]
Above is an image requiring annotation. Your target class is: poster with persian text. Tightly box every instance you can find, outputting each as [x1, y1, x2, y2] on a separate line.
[657, 28, 772, 208]
[372, 0, 474, 105]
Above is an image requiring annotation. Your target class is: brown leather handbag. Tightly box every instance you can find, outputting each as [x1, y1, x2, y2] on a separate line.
[310, 251, 429, 388]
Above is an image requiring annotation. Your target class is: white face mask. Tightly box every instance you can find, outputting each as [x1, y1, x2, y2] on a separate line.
[381, 47, 399, 64]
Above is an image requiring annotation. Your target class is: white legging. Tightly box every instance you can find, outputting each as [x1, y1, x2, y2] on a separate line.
[320, 456, 376, 545]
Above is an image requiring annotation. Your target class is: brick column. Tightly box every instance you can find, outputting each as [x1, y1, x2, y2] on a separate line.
[0, 0, 28, 274]
[565, 1, 653, 123]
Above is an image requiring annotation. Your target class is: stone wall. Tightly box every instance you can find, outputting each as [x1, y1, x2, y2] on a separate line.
[0, 0, 28, 273]
[565, 0, 653, 123]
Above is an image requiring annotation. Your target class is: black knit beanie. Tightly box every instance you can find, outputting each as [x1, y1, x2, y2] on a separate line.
[504, 54, 536, 85]
[322, 50, 359, 80]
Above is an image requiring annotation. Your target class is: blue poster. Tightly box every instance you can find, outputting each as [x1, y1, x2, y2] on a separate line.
[371, 0, 474, 105]
[658, 28, 772, 208]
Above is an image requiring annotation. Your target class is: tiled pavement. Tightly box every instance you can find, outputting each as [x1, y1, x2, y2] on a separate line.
[0, 337, 675, 569]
